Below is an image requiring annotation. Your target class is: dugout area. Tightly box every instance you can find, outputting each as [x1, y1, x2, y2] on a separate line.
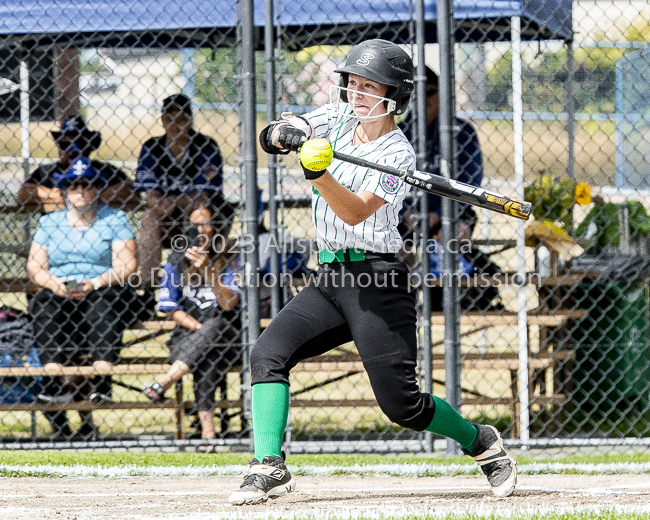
[0, 0, 649, 459]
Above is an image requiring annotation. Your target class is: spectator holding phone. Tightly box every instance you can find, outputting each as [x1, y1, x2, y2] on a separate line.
[15, 115, 133, 212]
[26, 157, 138, 440]
[142, 201, 241, 451]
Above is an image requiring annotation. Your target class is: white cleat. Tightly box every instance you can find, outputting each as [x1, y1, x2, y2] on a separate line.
[228, 456, 296, 505]
[462, 424, 517, 497]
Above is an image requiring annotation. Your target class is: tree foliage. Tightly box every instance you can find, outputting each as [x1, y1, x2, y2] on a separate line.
[485, 12, 650, 114]
[194, 48, 243, 105]
[193, 46, 348, 109]
[485, 47, 619, 113]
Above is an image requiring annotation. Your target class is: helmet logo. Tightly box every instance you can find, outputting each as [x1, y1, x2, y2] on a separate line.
[356, 53, 375, 66]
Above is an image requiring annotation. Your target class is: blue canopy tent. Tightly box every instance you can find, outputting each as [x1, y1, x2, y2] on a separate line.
[274, 0, 571, 48]
[0, 0, 571, 47]
[0, 1, 237, 48]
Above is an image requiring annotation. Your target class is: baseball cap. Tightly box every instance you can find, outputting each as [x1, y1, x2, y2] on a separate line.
[54, 157, 109, 190]
[162, 93, 192, 116]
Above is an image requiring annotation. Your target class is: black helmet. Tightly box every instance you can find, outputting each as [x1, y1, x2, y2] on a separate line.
[334, 39, 414, 115]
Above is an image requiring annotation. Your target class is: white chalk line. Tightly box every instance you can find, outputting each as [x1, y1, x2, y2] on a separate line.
[4, 461, 650, 478]
[2, 484, 650, 520]
[2, 464, 650, 519]
[1, 490, 212, 499]
[2, 480, 650, 500]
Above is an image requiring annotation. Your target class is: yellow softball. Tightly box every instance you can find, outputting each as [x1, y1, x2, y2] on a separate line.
[299, 138, 333, 171]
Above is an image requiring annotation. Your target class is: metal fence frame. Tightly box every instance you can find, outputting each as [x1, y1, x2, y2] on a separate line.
[1, 1, 650, 453]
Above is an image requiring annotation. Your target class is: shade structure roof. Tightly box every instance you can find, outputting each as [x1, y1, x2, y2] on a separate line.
[0, 0, 572, 48]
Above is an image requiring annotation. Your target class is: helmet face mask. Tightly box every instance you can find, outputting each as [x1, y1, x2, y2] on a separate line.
[329, 84, 396, 121]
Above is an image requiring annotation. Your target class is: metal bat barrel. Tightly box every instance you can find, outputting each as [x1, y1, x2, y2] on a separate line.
[331, 150, 531, 221]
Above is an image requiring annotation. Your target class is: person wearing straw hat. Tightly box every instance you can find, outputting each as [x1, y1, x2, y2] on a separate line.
[16, 115, 133, 211]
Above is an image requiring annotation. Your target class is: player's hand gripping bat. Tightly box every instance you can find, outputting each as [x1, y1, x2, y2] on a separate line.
[298, 138, 531, 221]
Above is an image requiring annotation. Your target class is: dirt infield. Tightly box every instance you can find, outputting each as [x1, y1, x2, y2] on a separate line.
[1, 474, 649, 519]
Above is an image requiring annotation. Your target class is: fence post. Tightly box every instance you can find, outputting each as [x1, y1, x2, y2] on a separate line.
[242, 0, 260, 449]
[437, 0, 462, 457]
[512, 16, 530, 449]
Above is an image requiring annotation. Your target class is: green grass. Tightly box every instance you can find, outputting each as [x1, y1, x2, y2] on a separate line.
[2, 450, 650, 469]
[279, 514, 650, 520]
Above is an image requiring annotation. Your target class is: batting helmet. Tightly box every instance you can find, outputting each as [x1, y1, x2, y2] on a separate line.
[334, 39, 414, 115]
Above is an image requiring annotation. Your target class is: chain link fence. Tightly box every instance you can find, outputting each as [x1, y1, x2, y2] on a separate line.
[0, 0, 649, 454]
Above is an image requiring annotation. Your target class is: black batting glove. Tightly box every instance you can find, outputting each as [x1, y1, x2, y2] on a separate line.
[259, 124, 289, 155]
[277, 125, 307, 152]
[302, 164, 327, 180]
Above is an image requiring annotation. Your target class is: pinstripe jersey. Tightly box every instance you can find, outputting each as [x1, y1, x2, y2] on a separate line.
[304, 103, 415, 253]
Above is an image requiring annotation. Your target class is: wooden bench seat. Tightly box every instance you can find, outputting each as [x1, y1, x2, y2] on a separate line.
[0, 339, 574, 441]
[0, 364, 172, 377]
[0, 311, 576, 439]
[0, 360, 188, 439]
[297, 350, 573, 372]
[0, 400, 180, 413]
[0, 259, 585, 441]
[430, 310, 587, 327]
[131, 320, 177, 332]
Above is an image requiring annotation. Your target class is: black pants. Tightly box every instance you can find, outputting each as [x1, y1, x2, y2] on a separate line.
[30, 288, 129, 364]
[168, 316, 241, 412]
[30, 288, 128, 435]
[251, 258, 436, 431]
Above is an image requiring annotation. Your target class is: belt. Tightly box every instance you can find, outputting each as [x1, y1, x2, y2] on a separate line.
[318, 249, 398, 264]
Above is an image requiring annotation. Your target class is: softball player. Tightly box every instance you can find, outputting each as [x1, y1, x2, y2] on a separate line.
[229, 39, 517, 505]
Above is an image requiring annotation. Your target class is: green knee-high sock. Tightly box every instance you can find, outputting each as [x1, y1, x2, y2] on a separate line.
[425, 396, 478, 450]
[252, 382, 290, 461]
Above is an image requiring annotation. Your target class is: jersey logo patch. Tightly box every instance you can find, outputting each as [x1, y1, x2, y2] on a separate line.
[380, 173, 400, 194]
[356, 53, 375, 66]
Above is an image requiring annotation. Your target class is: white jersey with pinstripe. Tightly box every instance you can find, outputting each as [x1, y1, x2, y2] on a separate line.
[303, 103, 415, 253]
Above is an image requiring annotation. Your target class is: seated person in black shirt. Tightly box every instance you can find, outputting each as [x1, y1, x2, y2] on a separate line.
[15, 115, 133, 211]
[399, 67, 502, 311]
[399, 66, 484, 244]
[133, 94, 229, 285]
[143, 201, 241, 450]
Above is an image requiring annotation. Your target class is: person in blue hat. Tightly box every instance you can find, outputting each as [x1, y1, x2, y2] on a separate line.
[26, 157, 138, 440]
[15, 115, 133, 211]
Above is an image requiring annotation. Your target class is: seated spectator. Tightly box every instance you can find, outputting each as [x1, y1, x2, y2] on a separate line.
[134, 93, 232, 287]
[15, 115, 133, 211]
[398, 66, 483, 244]
[26, 157, 138, 440]
[143, 201, 241, 452]
[398, 67, 502, 311]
